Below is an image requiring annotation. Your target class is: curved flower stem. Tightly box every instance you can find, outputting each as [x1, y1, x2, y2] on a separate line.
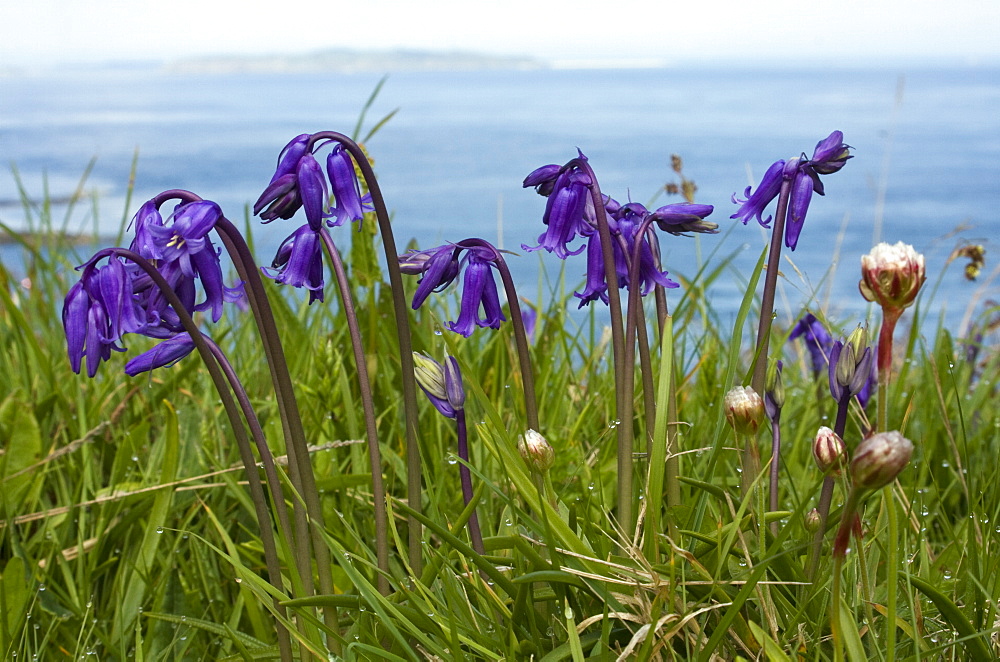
[806, 395, 850, 581]
[459, 239, 538, 431]
[201, 337, 294, 551]
[154, 190, 316, 602]
[571, 158, 631, 536]
[319, 229, 390, 596]
[653, 287, 681, 514]
[107, 248, 295, 662]
[212, 216, 340, 652]
[311, 131, 424, 574]
[623, 217, 670, 549]
[456, 410, 485, 558]
[750, 179, 792, 395]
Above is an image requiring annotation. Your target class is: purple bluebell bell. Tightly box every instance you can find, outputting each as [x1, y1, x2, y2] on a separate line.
[125, 332, 196, 376]
[789, 313, 834, 375]
[63, 258, 136, 377]
[264, 224, 326, 304]
[448, 251, 506, 336]
[254, 134, 331, 227]
[731, 160, 786, 229]
[731, 131, 851, 250]
[649, 203, 718, 236]
[326, 144, 373, 227]
[399, 241, 506, 337]
[400, 244, 463, 309]
[522, 170, 592, 258]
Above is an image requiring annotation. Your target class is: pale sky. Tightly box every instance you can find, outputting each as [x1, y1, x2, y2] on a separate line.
[2, 0, 999, 67]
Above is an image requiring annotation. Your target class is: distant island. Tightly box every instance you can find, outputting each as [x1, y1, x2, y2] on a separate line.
[165, 49, 544, 75]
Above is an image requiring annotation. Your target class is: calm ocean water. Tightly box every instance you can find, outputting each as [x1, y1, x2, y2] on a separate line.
[2, 64, 998, 331]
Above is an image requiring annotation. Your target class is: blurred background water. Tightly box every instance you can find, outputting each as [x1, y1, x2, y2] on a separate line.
[2, 63, 997, 332]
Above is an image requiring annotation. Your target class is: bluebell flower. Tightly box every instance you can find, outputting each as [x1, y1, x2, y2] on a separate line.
[789, 313, 834, 375]
[63, 260, 132, 377]
[400, 244, 463, 309]
[522, 157, 593, 259]
[447, 251, 506, 337]
[254, 134, 330, 227]
[264, 224, 326, 304]
[125, 332, 196, 376]
[649, 203, 718, 236]
[399, 241, 506, 337]
[64, 195, 242, 376]
[574, 202, 680, 308]
[326, 144, 373, 227]
[730, 160, 786, 229]
[731, 131, 852, 250]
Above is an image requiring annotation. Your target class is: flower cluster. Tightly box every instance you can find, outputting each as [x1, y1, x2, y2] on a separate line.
[63, 197, 242, 376]
[731, 131, 852, 250]
[399, 240, 506, 337]
[254, 134, 374, 303]
[522, 152, 716, 307]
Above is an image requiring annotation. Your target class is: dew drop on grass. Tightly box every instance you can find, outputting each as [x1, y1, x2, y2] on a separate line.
[433, 329, 443, 336]
[37, 584, 44, 592]
[546, 627, 556, 637]
[234, 577, 242, 584]
[155, 527, 163, 534]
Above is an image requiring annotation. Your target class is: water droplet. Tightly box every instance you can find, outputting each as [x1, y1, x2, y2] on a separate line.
[38, 584, 45, 592]
[131, 455, 139, 462]
[234, 577, 242, 584]
[156, 526, 164, 534]
[433, 329, 443, 336]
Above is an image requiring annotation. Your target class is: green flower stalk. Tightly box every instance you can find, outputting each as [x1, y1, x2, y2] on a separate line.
[859, 241, 925, 658]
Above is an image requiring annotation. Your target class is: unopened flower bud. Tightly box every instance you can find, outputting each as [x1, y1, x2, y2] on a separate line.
[804, 508, 821, 532]
[724, 386, 764, 436]
[518, 429, 555, 473]
[813, 426, 848, 474]
[859, 242, 926, 313]
[765, 359, 785, 416]
[412, 352, 447, 399]
[412, 352, 464, 419]
[850, 430, 913, 490]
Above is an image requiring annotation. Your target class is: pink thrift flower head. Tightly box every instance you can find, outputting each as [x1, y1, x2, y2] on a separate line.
[859, 241, 926, 314]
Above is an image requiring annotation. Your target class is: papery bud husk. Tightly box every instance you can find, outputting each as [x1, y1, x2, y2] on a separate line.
[804, 508, 821, 532]
[724, 386, 764, 436]
[850, 430, 913, 490]
[813, 426, 848, 475]
[518, 429, 555, 473]
[859, 242, 926, 313]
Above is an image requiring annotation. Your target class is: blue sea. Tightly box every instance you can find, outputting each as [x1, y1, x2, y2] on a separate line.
[2, 63, 998, 332]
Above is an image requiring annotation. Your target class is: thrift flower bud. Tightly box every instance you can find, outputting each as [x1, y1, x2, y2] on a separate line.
[859, 242, 926, 313]
[518, 429, 555, 473]
[813, 426, 847, 475]
[804, 508, 821, 533]
[724, 386, 764, 436]
[850, 430, 913, 491]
